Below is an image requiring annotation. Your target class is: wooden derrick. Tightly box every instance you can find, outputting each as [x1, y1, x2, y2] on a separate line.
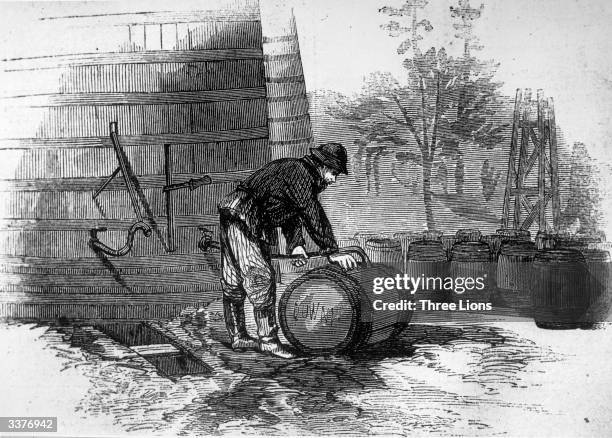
[501, 89, 560, 233]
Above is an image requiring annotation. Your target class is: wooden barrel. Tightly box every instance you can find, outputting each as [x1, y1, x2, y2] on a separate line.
[406, 240, 449, 302]
[393, 231, 424, 272]
[337, 237, 360, 249]
[455, 228, 482, 243]
[365, 238, 403, 271]
[354, 232, 386, 250]
[582, 249, 611, 323]
[279, 257, 410, 355]
[0, 2, 306, 319]
[440, 235, 456, 260]
[487, 229, 532, 261]
[449, 241, 492, 302]
[260, 2, 313, 160]
[495, 241, 537, 309]
[532, 249, 590, 329]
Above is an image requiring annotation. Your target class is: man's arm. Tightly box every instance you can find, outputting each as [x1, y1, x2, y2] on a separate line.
[280, 219, 306, 254]
[299, 194, 338, 254]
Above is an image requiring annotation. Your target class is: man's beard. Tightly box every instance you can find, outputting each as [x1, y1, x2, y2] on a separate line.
[316, 179, 330, 193]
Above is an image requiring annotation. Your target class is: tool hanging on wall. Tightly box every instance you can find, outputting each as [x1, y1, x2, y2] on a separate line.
[163, 144, 212, 252]
[90, 122, 152, 256]
[501, 89, 560, 233]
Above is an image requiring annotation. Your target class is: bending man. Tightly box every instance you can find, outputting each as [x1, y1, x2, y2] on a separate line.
[218, 143, 357, 359]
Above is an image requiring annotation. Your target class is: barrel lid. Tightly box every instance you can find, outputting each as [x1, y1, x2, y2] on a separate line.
[534, 248, 586, 263]
[496, 228, 531, 239]
[455, 228, 482, 242]
[451, 241, 490, 261]
[500, 241, 537, 257]
[279, 265, 360, 354]
[408, 240, 446, 261]
[365, 237, 401, 248]
[581, 248, 611, 262]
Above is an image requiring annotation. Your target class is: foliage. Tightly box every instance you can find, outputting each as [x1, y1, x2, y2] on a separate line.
[560, 142, 604, 235]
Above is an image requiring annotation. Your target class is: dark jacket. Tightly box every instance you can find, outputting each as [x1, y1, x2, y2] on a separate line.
[218, 156, 338, 254]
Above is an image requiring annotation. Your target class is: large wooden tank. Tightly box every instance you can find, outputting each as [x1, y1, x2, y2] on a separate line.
[0, 1, 314, 319]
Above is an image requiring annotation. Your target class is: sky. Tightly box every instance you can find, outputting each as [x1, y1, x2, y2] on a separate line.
[288, 0, 612, 162]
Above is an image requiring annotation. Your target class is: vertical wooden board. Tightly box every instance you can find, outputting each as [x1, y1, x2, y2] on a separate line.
[145, 24, 163, 51]
[179, 182, 237, 216]
[176, 23, 191, 51]
[193, 142, 225, 174]
[192, 102, 215, 133]
[122, 145, 163, 175]
[161, 23, 177, 51]
[172, 144, 195, 174]
[168, 104, 191, 134]
[6, 230, 91, 258]
[162, 62, 190, 93]
[242, 21, 262, 49]
[140, 105, 168, 135]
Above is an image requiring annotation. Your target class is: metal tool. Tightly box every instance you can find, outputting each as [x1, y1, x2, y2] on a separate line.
[90, 122, 151, 257]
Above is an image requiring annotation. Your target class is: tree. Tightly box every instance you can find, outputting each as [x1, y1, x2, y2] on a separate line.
[330, 1, 507, 230]
[560, 142, 603, 235]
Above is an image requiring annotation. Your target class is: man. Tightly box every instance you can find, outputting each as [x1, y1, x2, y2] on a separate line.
[218, 143, 357, 359]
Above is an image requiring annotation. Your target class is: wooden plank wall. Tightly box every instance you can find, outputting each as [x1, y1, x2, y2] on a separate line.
[0, 7, 274, 303]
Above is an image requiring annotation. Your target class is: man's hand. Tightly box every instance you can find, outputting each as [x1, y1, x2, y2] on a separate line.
[291, 246, 308, 267]
[328, 253, 358, 271]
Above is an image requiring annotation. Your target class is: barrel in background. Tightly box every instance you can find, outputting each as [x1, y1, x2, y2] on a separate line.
[582, 248, 612, 323]
[532, 249, 590, 329]
[405, 240, 449, 302]
[365, 238, 403, 271]
[495, 240, 537, 310]
[449, 240, 493, 303]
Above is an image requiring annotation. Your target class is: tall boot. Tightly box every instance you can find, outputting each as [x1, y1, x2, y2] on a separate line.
[222, 297, 258, 351]
[254, 306, 296, 359]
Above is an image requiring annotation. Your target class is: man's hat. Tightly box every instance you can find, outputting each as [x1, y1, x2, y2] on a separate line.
[310, 142, 348, 175]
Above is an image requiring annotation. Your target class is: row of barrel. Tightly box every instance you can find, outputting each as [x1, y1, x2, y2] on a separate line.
[339, 229, 611, 329]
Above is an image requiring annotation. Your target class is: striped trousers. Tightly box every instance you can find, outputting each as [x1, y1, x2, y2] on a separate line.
[219, 217, 276, 311]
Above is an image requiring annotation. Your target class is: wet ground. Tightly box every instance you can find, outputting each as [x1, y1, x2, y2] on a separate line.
[2, 302, 612, 436]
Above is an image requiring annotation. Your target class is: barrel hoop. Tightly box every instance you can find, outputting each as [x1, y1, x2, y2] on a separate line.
[266, 93, 308, 103]
[268, 136, 312, 146]
[268, 113, 310, 123]
[0, 215, 218, 231]
[0, 254, 220, 275]
[2, 87, 267, 107]
[263, 52, 300, 62]
[0, 126, 268, 150]
[262, 34, 298, 44]
[0, 281, 221, 294]
[264, 74, 305, 84]
[0, 169, 253, 192]
[279, 265, 362, 355]
[3, 48, 265, 72]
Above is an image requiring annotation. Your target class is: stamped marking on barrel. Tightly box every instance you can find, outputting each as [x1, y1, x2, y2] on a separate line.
[293, 301, 338, 326]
